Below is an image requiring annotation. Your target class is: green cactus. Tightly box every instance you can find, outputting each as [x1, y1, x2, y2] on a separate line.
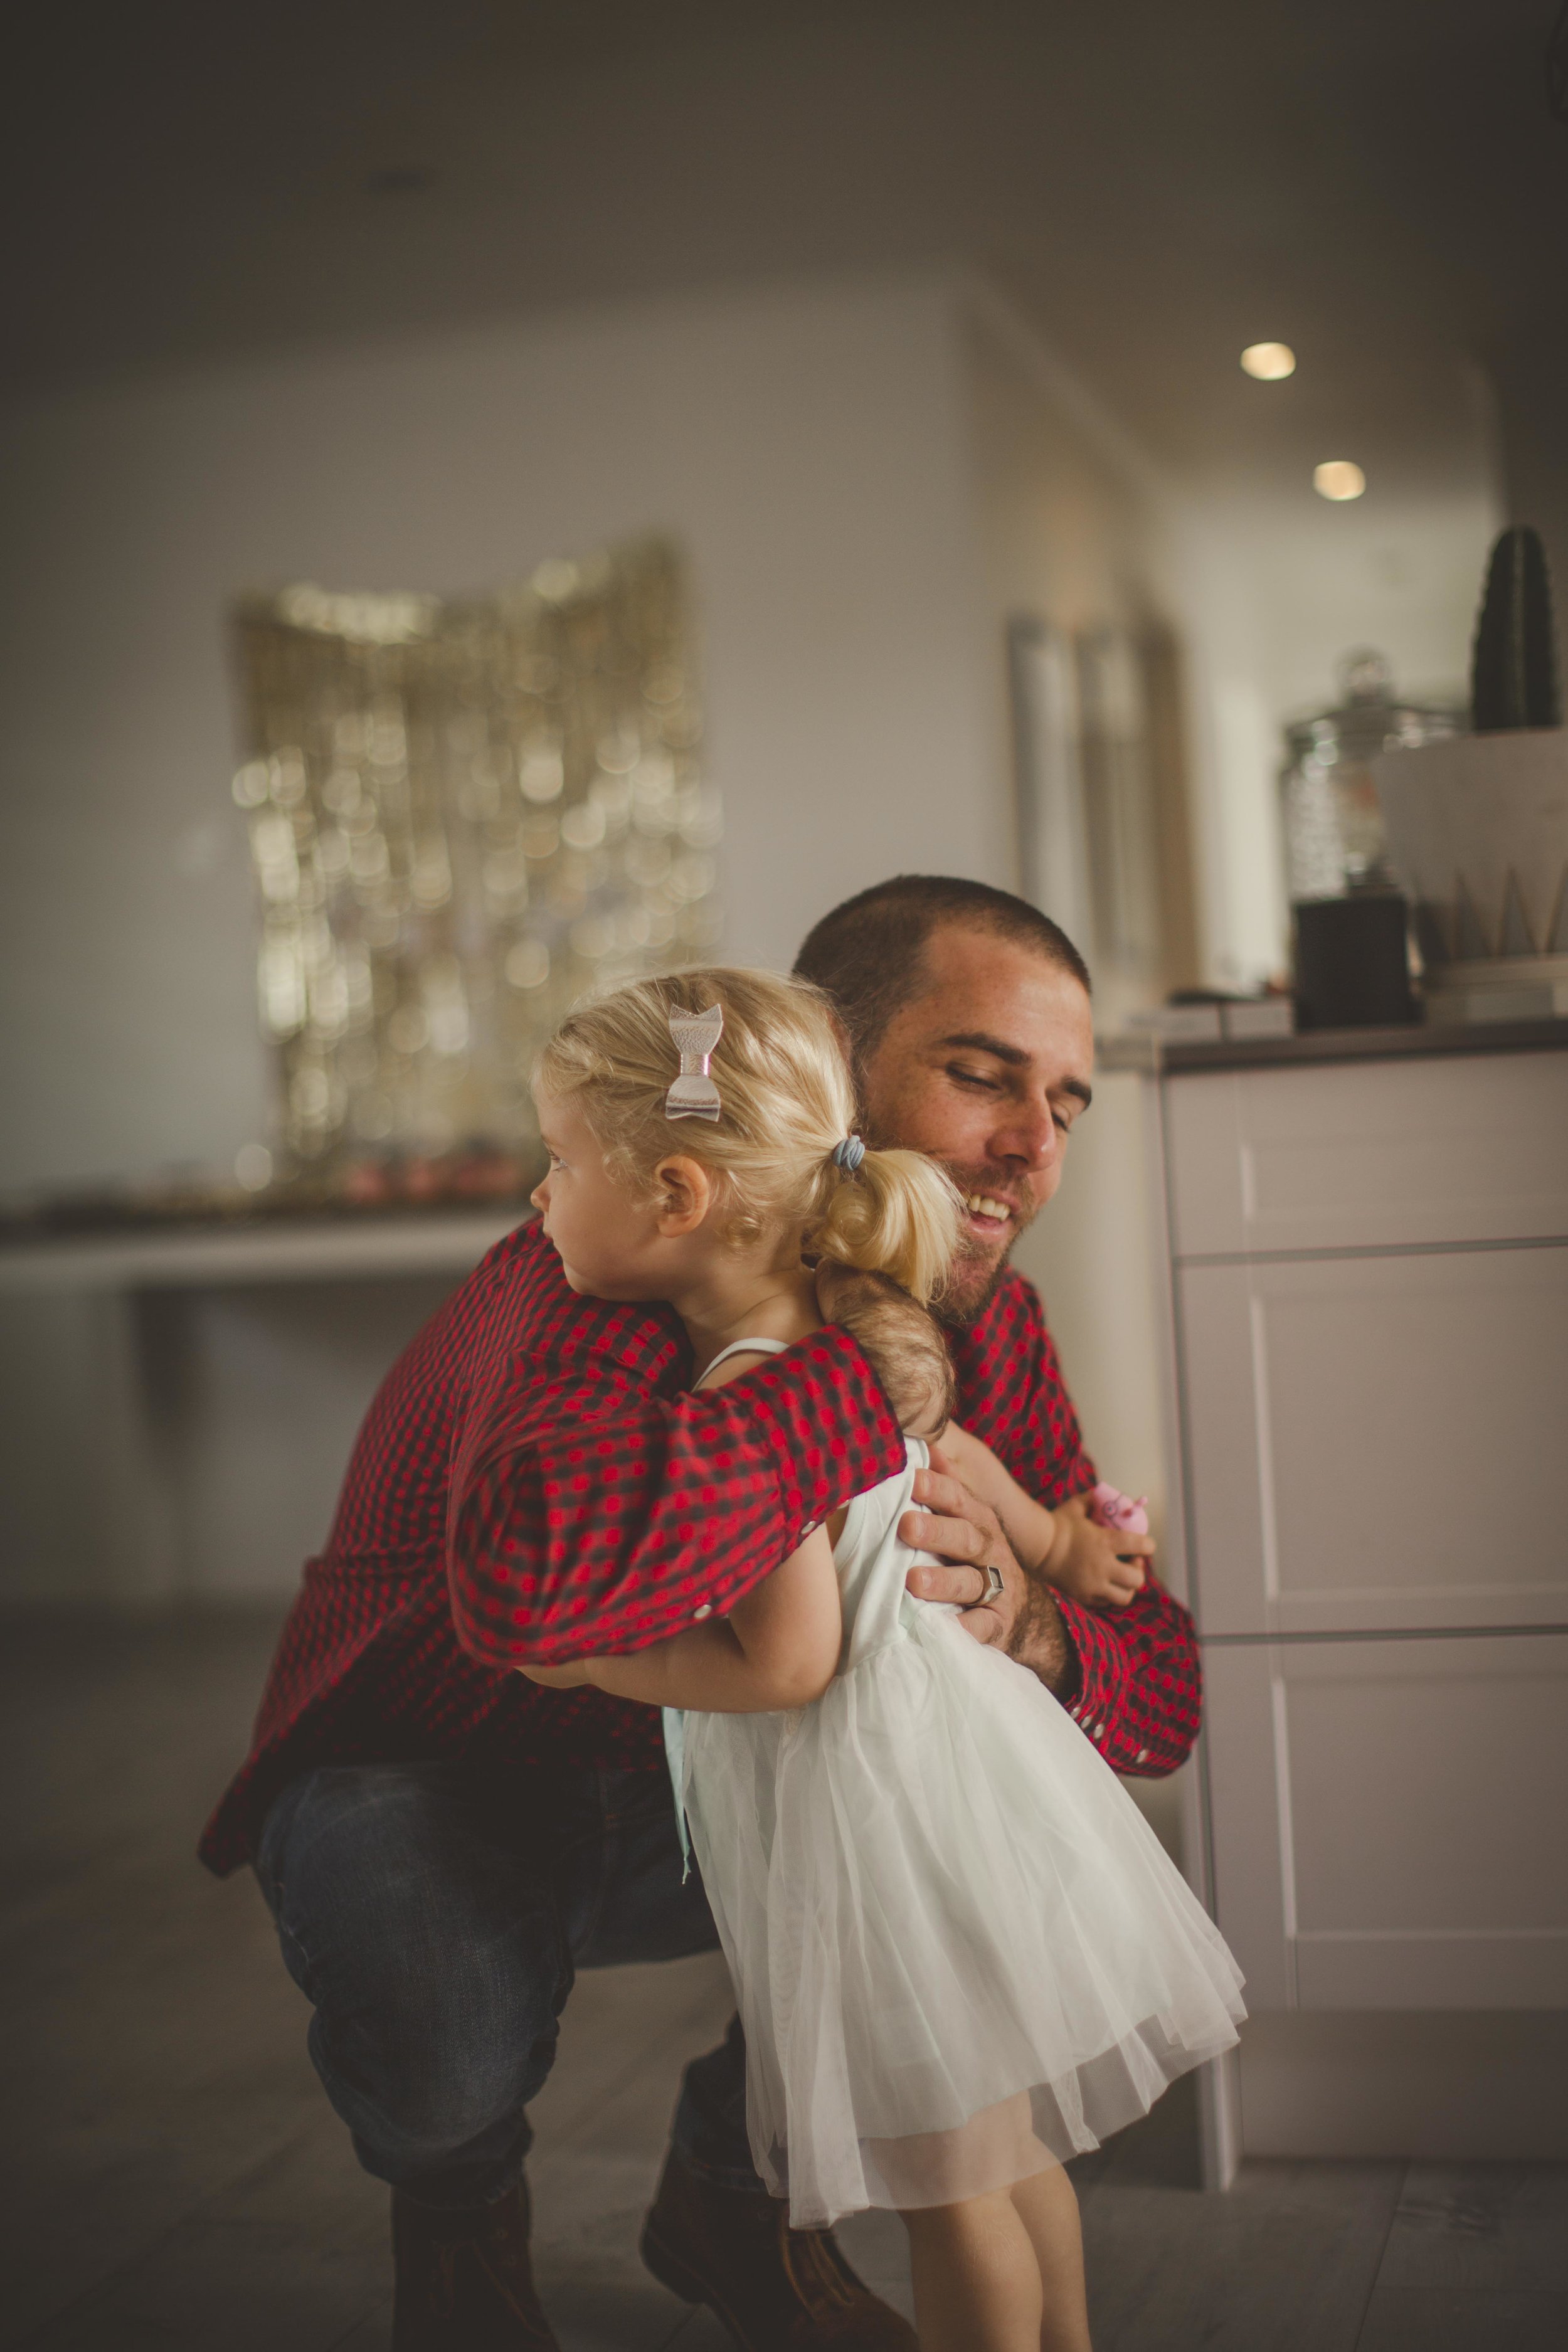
[1471, 526, 1562, 731]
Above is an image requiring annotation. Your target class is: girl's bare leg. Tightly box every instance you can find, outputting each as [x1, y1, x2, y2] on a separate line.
[903, 2191, 1044, 2352]
[1010, 2164, 1092, 2352]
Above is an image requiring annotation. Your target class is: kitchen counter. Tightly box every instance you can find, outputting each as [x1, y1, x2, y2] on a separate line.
[1101, 1010, 1568, 1077]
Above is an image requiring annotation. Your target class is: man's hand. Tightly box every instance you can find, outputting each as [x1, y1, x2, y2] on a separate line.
[899, 1448, 1073, 1694]
[1044, 1491, 1153, 1609]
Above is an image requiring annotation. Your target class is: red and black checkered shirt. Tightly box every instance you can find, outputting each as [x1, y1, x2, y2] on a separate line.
[199, 1219, 1200, 1875]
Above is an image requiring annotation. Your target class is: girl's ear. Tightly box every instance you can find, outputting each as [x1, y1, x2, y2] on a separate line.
[652, 1153, 714, 1236]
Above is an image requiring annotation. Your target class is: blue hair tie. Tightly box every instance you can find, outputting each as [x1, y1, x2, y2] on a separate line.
[832, 1133, 866, 1174]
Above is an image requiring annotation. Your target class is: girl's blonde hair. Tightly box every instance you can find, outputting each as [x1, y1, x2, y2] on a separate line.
[534, 967, 961, 1306]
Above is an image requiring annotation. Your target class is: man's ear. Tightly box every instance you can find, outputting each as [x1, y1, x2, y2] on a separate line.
[652, 1153, 714, 1236]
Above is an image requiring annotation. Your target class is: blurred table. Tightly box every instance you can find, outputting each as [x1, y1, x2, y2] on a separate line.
[0, 1209, 524, 1294]
[0, 1210, 527, 1610]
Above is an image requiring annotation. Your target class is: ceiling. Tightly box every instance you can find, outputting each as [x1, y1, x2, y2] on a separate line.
[4, 0, 1563, 499]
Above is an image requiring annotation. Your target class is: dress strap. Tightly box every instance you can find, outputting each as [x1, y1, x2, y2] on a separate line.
[696, 1335, 792, 1387]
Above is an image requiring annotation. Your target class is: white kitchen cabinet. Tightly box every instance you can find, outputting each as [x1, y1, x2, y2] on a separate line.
[1144, 1027, 1568, 2169]
[1164, 1049, 1568, 1258]
[1204, 1633, 1568, 2011]
[1177, 1246, 1568, 1636]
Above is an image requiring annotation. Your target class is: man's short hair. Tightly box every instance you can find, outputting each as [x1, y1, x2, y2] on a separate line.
[793, 875, 1090, 1073]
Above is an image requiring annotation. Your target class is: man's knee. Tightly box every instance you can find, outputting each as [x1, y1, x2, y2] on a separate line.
[258, 1764, 567, 2150]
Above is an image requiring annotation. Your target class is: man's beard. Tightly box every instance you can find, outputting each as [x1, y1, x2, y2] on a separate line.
[931, 1172, 1042, 1330]
[858, 1115, 1039, 1329]
[933, 1240, 1014, 1330]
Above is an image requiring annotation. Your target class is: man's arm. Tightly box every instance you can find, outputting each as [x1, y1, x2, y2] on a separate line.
[908, 1274, 1202, 1773]
[1051, 1579, 1202, 1775]
[447, 1325, 903, 1670]
[900, 1470, 1202, 1774]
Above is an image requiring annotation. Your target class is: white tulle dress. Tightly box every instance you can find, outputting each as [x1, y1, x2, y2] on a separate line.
[664, 1341, 1247, 2229]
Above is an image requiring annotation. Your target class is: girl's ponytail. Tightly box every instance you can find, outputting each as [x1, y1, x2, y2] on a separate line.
[809, 1142, 961, 1307]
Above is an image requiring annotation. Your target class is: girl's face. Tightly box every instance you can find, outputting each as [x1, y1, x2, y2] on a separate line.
[531, 1088, 661, 1297]
[531, 1086, 714, 1301]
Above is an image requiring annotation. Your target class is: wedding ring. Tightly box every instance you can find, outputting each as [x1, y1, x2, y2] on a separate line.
[977, 1563, 1005, 1604]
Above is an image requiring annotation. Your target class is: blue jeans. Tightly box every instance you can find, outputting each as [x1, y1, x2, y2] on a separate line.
[255, 1761, 755, 2210]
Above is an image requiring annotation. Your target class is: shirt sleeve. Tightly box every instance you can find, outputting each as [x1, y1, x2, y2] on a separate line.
[1052, 1579, 1203, 1776]
[989, 1284, 1098, 1508]
[446, 1325, 905, 1668]
[972, 1278, 1197, 1776]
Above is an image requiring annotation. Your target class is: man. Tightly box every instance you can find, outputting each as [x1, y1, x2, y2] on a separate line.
[201, 875, 1196, 2352]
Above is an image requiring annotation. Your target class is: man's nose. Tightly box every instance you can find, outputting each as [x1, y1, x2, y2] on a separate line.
[989, 1104, 1059, 1172]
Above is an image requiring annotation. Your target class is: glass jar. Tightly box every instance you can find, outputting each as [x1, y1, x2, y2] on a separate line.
[1281, 650, 1461, 901]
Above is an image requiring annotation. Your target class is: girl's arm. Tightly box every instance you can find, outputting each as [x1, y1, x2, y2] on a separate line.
[936, 1424, 1136, 1609]
[521, 1520, 841, 1711]
[518, 1340, 845, 1712]
[936, 1422, 1056, 1564]
[520, 1522, 840, 1710]
[448, 1232, 902, 1676]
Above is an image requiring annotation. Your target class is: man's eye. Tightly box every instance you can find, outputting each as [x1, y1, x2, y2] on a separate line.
[947, 1064, 999, 1091]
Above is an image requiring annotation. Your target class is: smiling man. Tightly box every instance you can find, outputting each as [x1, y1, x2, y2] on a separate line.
[797, 875, 1160, 1637]
[799, 876, 1096, 1320]
[201, 874, 1199, 2352]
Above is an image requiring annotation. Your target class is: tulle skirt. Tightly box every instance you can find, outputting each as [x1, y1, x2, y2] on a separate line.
[679, 1608, 1245, 2227]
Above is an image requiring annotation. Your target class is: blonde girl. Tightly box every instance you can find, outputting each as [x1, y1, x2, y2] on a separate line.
[522, 967, 1244, 2352]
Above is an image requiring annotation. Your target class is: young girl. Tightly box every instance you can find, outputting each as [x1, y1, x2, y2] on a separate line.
[521, 967, 1244, 2352]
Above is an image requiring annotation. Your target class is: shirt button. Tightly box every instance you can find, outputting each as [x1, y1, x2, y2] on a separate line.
[694, 1604, 712, 1620]
[1136, 1748, 1150, 1764]
[1094, 1722, 1106, 1738]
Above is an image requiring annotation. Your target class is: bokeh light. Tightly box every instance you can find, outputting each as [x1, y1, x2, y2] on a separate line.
[1240, 341, 1296, 380]
[1313, 460, 1367, 501]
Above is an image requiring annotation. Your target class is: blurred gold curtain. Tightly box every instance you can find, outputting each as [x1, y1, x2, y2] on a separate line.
[230, 538, 718, 1170]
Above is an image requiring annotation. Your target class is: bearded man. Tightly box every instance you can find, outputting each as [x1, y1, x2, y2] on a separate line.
[201, 874, 1194, 2352]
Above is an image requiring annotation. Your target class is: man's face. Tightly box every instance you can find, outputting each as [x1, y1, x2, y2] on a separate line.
[857, 923, 1094, 1323]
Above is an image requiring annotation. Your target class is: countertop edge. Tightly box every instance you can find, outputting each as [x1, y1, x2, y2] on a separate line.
[1099, 1015, 1568, 1076]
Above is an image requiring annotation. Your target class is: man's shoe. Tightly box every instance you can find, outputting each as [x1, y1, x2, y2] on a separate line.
[640, 2148, 917, 2349]
[391, 2180, 561, 2350]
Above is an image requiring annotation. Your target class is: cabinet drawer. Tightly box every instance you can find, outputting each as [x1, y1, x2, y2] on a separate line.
[1204, 1633, 1568, 2011]
[1165, 1052, 1568, 1258]
[1177, 1245, 1568, 1636]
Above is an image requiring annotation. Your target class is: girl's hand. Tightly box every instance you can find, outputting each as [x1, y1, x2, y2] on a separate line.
[1042, 1493, 1154, 1608]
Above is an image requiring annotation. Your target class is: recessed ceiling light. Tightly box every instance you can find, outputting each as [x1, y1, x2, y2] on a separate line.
[1313, 460, 1366, 501]
[1241, 342, 1296, 380]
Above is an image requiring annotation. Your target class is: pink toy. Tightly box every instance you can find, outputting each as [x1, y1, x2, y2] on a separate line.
[1089, 1481, 1150, 1539]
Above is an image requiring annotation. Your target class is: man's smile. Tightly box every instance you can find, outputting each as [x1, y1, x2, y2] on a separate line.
[948, 1175, 1036, 1253]
[960, 1190, 1017, 1241]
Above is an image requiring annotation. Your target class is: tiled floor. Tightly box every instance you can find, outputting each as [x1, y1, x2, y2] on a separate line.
[1, 1611, 1563, 2351]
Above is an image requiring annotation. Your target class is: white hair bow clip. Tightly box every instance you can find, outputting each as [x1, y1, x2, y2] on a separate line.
[665, 1004, 724, 1121]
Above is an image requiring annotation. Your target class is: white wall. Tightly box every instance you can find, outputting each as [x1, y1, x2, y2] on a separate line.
[0, 268, 1029, 1608]
[957, 289, 1184, 1525]
[0, 272, 997, 1197]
